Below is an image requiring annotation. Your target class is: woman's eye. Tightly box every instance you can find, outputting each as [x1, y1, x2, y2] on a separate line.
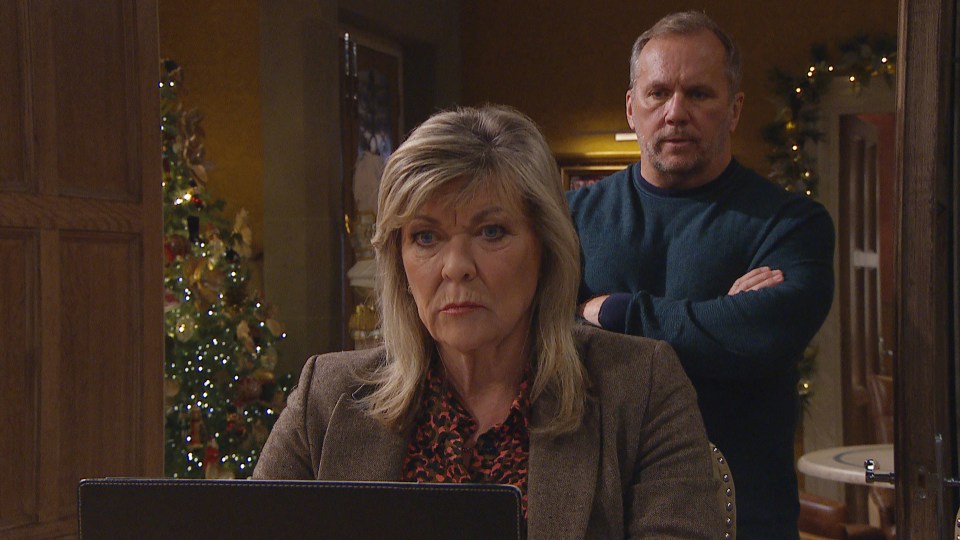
[480, 225, 505, 240]
[412, 231, 435, 246]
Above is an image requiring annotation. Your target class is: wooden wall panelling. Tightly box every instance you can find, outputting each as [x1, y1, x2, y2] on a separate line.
[48, 1, 140, 200]
[0, 0, 27, 192]
[0, 0, 162, 536]
[56, 233, 144, 513]
[0, 231, 39, 530]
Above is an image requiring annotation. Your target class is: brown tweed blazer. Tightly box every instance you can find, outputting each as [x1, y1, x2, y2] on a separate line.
[254, 324, 722, 539]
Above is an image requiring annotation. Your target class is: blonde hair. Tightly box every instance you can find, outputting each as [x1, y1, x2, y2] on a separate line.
[360, 104, 588, 434]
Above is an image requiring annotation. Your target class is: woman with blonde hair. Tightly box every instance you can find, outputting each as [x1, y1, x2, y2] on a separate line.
[255, 105, 722, 538]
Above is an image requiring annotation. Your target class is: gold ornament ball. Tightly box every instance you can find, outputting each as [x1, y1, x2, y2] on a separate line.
[164, 377, 181, 398]
[175, 316, 197, 342]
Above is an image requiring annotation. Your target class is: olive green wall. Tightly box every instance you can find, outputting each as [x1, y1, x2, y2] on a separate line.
[461, 1, 899, 170]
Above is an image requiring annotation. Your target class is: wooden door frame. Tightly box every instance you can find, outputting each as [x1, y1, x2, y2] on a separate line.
[896, 0, 957, 536]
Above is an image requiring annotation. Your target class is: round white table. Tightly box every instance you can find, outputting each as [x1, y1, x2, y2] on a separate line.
[797, 444, 895, 488]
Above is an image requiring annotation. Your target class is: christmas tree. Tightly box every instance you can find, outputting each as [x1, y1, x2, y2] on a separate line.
[160, 59, 292, 479]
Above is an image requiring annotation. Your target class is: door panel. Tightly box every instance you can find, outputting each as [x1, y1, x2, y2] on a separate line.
[32, 1, 141, 200]
[0, 1, 162, 537]
[0, 0, 26, 192]
[841, 115, 881, 446]
[55, 234, 144, 514]
[0, 232, 39, 529]
[50, 3, 140, 199]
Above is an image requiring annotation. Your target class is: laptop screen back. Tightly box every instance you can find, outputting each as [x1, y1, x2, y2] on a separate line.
[78, 478, 523, 539]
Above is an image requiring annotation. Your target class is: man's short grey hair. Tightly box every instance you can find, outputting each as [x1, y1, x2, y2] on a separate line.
[629, 10, 742, 96]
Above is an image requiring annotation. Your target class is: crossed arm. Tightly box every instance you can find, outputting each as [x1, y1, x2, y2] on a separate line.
[579, 266, 785, 323]
[578, 259, 832, 381]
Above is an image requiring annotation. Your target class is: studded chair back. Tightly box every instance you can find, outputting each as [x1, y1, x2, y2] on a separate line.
[955, 505, 959, 539]
[711, 443, 736, 539]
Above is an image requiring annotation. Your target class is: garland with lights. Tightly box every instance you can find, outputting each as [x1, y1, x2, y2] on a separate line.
[763, 35, 897, 198]
[161, 60, 292, 478]
[762, 36, 896, 408]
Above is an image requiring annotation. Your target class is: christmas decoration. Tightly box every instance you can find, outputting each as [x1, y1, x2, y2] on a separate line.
[763, 35, 897, 198]
[762, 36, 896, 409]
[161, 59, 292, 479]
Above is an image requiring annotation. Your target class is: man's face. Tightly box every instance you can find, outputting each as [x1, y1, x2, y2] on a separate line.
[626, 31, 744, 190]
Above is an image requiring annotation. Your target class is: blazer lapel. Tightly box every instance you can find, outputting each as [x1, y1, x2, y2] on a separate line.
[318, 392, 407, 480]
[526, 393, 600, 540]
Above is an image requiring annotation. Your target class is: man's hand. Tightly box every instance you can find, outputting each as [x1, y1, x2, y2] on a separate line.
[578, 295, 609, 326]
[727, 266, 784, 295]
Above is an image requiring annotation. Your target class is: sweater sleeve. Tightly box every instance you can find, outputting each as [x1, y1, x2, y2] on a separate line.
[609, 202, 835, 380]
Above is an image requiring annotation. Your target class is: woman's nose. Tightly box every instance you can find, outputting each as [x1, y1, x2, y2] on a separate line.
[440, 235, 477, 282]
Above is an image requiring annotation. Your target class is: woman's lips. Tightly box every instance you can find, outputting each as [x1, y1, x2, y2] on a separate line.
[441, 302, 483, 314]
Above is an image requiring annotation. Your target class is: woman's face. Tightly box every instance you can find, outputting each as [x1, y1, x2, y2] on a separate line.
[401, 182, 542, 359]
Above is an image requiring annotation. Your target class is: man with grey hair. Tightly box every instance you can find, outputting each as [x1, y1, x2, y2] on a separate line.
[567, 10, 835, 539]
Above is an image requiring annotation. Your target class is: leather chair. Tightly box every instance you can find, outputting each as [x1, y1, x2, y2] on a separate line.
[798, 374, 895, 540]
[798, 490, 885, 540]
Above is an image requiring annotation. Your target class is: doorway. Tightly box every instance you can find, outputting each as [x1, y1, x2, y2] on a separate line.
[838, 111, 898, 526]
[803, 80, 896, 521]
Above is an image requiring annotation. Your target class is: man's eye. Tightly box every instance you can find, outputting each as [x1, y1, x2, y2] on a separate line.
[412, 231, 435, 246]
[480, 225, 505, 240]
[689, 89, 713, 100]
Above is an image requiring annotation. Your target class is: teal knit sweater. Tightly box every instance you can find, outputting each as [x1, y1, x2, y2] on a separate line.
[566, 159, 835, 539]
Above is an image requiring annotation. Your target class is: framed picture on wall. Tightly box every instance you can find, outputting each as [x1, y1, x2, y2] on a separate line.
[557, 155, 636, 191]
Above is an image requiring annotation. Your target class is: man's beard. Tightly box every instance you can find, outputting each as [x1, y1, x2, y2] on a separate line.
[639, 118, 733, 182]
[641, 130, 709, 178]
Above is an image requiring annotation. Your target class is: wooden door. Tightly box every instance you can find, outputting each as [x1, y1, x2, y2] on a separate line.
[838, 112, 897, 521]
[0, 1, 162, 537]
[838, 114, 894, 521]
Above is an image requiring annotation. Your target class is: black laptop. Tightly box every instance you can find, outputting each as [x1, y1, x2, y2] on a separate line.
[78, 478, 523, 539]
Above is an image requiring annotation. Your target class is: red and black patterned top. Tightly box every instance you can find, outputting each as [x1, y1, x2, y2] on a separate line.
[402, 362, 531, 519]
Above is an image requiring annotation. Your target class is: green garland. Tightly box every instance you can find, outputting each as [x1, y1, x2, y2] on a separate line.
[763, 34, 897, 198]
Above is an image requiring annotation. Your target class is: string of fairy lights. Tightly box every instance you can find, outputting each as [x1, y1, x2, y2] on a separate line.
[763, 35, 897, 198]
